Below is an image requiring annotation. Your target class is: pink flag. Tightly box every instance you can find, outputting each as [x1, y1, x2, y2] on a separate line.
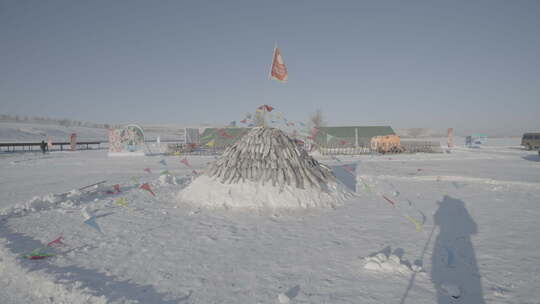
[113, 184, 121, 193]
[144, 168, 152, 173]
[139, 183, 155, 196]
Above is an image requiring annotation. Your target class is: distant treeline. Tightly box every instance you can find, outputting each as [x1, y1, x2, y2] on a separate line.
[0, 114, 115, 129]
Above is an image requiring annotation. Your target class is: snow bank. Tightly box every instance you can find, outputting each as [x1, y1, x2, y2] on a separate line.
[0, 184, 109, 216]
[158, 173, 180, 185]
[0, 239, 108, 304]
[359, 251, 423, 274]
[177, 175, 352, 210]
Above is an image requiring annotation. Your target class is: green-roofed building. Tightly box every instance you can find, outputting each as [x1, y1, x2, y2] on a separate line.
[315, 126, 396, 147]
[199, 128, 251, 148]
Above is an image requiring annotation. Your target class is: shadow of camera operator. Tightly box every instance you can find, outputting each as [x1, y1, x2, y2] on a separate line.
[431, 195, 485, 303]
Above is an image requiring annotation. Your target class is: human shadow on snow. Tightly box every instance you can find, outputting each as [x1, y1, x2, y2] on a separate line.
[522, 155, 540, 162]
[0, 218, 188, 303]
[330, 163, 357, 192]
[430, 195, 485, 304]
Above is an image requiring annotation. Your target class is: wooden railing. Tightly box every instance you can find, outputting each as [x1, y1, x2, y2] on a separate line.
[0, 141, 102, 152]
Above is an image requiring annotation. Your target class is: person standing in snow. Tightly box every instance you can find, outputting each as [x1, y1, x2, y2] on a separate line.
[40, 140, 48, 154]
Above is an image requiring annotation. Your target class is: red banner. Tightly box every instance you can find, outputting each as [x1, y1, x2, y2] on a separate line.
[70, 133, 77, 151]
[270, 47, 288, 82]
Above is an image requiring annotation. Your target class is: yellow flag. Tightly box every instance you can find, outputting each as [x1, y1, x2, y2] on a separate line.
[116, 198, 128, 207]
[206, 140, 215, 148]
[405, 215, 423, 232]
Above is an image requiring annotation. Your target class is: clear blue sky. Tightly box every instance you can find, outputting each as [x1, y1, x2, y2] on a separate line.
[1, 0, 539, 135]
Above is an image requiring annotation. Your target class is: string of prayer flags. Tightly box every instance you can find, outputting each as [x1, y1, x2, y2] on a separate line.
[140, 183, 155, 196]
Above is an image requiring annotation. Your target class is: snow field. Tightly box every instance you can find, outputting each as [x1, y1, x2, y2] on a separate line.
[0, 141, 539, 303]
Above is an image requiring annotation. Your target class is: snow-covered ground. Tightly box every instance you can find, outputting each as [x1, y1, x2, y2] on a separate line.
[1, 138, 539, 303]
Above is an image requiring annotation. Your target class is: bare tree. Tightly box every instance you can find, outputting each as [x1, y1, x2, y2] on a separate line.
[309, 109, 325, 129]
[407, 128, 426, 138]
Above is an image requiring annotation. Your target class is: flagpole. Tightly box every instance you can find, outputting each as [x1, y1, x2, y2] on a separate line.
[268, 42, 277, 80]
[264, 42, 277, 128]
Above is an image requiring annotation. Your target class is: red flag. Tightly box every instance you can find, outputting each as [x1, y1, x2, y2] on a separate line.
[342, 164, 355, 175]
[270, 47, 288, 82]
[180, 158, 190, 167]
[340, 140, 348, 145]
[47, 236, 65, 247]
[218, 129, 233, 138]
[257, 104, 274, 112]
[140, 183, 155, 196]
[240, 119, 247, 124]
